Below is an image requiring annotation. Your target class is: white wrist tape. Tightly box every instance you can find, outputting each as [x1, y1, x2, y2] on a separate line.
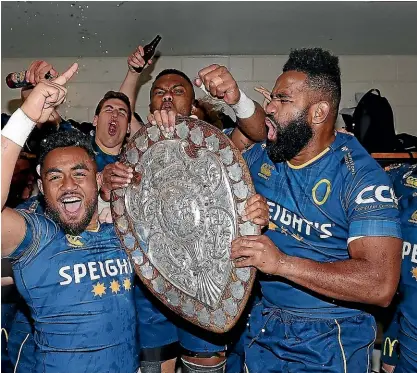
[230, 90, 256, 119]
[1, 108, 36, 147]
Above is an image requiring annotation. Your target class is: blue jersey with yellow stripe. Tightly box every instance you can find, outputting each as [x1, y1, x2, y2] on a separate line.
[243, 132, 402, 318]
[387, 163, 417, 369]
[7, 211, 138, 373]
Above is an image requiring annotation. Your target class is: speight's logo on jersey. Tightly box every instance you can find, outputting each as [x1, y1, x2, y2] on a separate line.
[402, 241, 417, 282]
[258, 163, 275, 180]
[267, 201, 333, 238]
[59, 258, 133, 287]
[354, 185, 397, 206]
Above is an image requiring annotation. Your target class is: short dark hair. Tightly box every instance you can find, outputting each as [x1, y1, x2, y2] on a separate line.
[38, 130, 96, 170]
[283, 48, 341, 115]
[94, 91, 132, 122]
[150, 69, 195, 100]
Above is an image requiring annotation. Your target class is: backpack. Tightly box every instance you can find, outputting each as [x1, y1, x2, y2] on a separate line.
[342, 89, 397, 153]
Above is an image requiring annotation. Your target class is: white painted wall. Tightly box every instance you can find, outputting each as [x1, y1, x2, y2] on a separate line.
[2, 55, 416, 134]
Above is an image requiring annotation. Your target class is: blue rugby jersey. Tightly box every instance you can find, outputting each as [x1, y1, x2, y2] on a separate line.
[92, 139, 119, 173]
[7, 211, 138, 373]
[243, 132, 402, 318]
[388, 164, 417, 366]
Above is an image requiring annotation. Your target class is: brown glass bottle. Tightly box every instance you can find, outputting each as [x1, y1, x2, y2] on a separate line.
[133, 35, 162, 73]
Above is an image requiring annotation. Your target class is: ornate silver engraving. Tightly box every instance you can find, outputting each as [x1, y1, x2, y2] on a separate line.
[230, 281, 244, 300]
[114, 189, 125, 198]
[239, 221, 258, 236]
[125, 139, 237, 308]
[223, 298, 238, 317]
[182, 300, 195, 317]
[166, 289, 180, 307]
[176, 121, 189, 139]
[131, 249, 144, 266]
[123, 234, 135, 250]
[116, 216, 128, 233]
[113, 198, 125, 216]
[236, 201, 246, 216]
[219, 146, 234, 166]
[135, 134, 149, 153]
[147, 126, 160, 142]
[151, 276, 166, 294]
[235, 267, 251, 282]
[205, 134, 220, 152]
[213, 309, 226, 328]
[227, 163, 243, 182]
[113, 116, 260, 333]
[141, 262, 154, 280]
[233, 180, 249, 200]
[190, 127, 203, 145]
[126, 148, 139, 165]
[197, 308, 210, 325]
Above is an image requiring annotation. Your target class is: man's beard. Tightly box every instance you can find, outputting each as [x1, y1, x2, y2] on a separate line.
[265, 109, 313, 163]
[45, 195, 98, 236]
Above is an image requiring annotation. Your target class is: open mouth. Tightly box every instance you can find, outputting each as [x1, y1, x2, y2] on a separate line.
[61, 196, 82, 214]
[265, 118, 278, 141]
[108, 121, 118, 136]
[161, 102, 173, 111]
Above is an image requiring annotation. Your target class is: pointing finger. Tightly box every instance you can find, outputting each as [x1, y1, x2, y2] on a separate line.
[53, 63, 78, 85]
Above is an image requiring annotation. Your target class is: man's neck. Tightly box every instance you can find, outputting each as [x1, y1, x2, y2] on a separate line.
[94, 138, 121, 156]
[288, 127, 335, 167]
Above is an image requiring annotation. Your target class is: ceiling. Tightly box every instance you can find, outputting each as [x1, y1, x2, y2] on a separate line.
[1, 1, 417, 58]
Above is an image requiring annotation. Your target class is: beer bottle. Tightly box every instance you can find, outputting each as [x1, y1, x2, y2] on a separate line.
[5, 70, 52, 89]
[133, 35, 162, 73]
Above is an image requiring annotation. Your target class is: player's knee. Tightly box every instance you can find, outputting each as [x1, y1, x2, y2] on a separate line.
[181, 353, 226, 373]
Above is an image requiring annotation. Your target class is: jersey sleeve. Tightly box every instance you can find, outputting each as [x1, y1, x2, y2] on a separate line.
[6, 210, 60, 266]
[344, 164, 402, 240]
[242, 143, 265, 169]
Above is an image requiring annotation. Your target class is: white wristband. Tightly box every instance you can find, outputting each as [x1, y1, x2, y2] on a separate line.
[230, 90, 256, 119]
[1, 108, 36, 147]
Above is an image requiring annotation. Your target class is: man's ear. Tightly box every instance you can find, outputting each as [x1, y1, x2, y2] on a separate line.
[37, 179, 44, 195]
[127, 122, 131, 135]
[191, 104, 198, 115]
[93, 115, 98, 127]
[309, 101, 330, 125]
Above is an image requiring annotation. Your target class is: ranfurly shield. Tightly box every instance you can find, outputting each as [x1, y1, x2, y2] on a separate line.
[111, 116, 259, 333]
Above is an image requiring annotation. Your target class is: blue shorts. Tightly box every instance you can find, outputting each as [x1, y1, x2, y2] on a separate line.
[394, 315, 417, 373]
[135, 281, 227, 358]
[7, 305, 36, 373]
[244, 300, 377, 373]
[381, 310, 400, 366]
[226, 290, 261, 373]
[1, 302, 17, 373]
[225, 321, 247, 373]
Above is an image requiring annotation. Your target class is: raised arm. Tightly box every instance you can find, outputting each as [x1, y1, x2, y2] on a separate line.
[1, 63, 78, 256]
[195, 64, 267, 151]
[119, 45, 153, 135]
